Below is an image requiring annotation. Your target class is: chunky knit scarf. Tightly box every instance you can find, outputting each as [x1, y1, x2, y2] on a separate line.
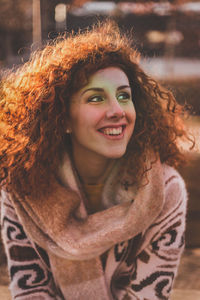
[9, 153, 164, 299]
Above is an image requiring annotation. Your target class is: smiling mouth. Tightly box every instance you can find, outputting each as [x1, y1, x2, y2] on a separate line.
[99, 126, 125, 136]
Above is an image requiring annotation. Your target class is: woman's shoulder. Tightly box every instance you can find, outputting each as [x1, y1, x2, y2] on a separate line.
[162, 163, 186, 191]
[161, 163, 187, 214]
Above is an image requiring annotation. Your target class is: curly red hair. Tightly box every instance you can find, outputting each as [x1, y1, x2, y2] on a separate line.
[0, 21, 190, 196]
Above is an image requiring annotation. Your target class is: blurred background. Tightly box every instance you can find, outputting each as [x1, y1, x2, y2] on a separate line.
[0, 0, 200, 299]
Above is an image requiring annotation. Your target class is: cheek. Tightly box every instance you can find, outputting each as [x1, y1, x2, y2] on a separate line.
[87, 110, 103, 123]
[127, 106, 136, 125]
[70, 108, 102, 131]
[82, 108, 104, 125]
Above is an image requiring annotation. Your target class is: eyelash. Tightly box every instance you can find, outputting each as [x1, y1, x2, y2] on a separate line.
[88, 92, 131, 103]
[117, 92, 131, 101]
[88, 95, 103, 103]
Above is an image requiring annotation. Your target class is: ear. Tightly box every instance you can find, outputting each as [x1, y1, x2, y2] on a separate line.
[65, 117, 72, 134]
[66, 128, 72, 134]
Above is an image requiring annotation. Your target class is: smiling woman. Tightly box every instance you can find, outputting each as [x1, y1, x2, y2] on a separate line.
[0, 21, 192, 300]
[68, 67, 136, 185]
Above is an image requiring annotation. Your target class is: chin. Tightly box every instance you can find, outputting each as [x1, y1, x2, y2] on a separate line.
[104, 149, 127, 159]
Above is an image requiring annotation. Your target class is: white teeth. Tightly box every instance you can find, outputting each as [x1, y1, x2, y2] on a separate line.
[102, 126, 123, 136]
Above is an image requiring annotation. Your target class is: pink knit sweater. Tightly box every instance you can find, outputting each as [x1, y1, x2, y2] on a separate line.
[1, 163, 187, 300]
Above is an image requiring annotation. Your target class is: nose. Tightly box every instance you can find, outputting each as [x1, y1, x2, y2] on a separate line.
[106, 98, 124, 119]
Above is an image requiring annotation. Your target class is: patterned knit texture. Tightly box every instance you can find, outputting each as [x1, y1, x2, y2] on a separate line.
[1, 164, 187, 300]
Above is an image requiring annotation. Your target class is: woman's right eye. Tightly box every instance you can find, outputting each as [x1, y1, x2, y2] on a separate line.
[87, 95, 104, 103]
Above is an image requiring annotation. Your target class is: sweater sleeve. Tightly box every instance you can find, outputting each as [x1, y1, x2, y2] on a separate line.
[0, 190, 62, 300]
[110, 166, 187, 300]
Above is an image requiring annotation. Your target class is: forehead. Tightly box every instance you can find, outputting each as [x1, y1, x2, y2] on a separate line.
[85, 67, 130, 88]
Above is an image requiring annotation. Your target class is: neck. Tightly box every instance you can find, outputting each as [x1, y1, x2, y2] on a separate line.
[71, 149, 115, 185]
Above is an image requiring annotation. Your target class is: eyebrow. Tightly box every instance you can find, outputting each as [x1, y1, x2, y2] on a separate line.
[81, 85, 131, 96]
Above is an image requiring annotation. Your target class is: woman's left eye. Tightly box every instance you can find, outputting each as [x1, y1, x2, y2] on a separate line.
[117, 92, 131, 102]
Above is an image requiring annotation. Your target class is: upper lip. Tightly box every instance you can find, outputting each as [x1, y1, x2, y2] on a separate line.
[98, 123, 127, 130]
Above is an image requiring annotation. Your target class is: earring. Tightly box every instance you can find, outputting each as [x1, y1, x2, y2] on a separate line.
[66, 129, 72, 134]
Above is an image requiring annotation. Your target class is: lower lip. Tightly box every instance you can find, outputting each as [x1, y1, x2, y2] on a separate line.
[98, 128, 125, 140]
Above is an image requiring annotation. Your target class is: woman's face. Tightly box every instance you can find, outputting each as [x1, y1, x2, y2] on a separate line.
[68, 67, 136, 161]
